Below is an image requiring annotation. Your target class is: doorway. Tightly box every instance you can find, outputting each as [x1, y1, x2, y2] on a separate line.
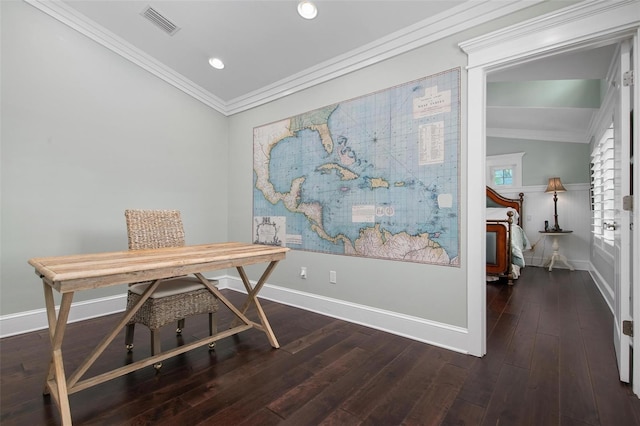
[460, 0, 639, 396]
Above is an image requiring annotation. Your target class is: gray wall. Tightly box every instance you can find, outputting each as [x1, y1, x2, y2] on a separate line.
[487, 138, 591, 185]
[226, 3, 570, 327]
[228, 37, 471, 326]
[1, 0, 569, 330]
[487, 80, 601, 108]
[1, 1, 229, 313]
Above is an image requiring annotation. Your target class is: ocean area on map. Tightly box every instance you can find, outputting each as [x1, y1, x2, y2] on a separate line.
[253, 69, 460, 265]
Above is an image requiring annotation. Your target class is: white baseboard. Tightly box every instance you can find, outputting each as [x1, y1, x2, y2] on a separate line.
[570, 259, 591, 271]
[1, 275, 472, 355]
[0, 294, 127, 338]
[524, 256, 590, 271]
[588, 263, 614, 314]
[222, 276, 470, 354]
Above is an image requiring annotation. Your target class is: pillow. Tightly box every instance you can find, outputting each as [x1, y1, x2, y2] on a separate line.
[486, 207, 519, 222]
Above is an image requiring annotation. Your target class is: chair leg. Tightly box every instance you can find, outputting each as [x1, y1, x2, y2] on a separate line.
[209, 312, 217, 335]
[176, 318, 185, 335]
[150, 329, 162, 355]
[208, 312, 217, 350]
[125, 323, 135, 352]
[151, 329, 162, 370]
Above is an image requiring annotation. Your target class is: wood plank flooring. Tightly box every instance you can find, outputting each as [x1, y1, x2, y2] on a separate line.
[1, 267, 639, 425]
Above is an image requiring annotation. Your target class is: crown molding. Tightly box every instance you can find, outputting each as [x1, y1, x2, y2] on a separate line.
[26, 0, 542, 116]
[224, 0, 544, 115]
[487, 127, 590, 144]
[459, 0, 640, 69]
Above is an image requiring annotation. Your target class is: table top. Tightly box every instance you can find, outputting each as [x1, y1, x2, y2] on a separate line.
[29, 242, 289, 293]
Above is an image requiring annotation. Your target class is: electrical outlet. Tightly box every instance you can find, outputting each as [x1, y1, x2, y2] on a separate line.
[329, 270, 337, 284]
[300, 267, 307, 279]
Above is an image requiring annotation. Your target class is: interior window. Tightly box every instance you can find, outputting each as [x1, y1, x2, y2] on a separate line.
[486, 152, 524, 188]
[493, 168, 513, 186]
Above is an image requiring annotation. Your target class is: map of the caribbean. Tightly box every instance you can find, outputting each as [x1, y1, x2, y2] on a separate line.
[253, 68, 460, 266]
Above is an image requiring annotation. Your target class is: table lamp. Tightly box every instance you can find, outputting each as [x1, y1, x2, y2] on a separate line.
[545, 177, 566, 231]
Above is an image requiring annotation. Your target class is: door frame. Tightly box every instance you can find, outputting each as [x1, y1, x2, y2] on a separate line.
[459, 0, 640, 383]
[614, 39, 633, 383]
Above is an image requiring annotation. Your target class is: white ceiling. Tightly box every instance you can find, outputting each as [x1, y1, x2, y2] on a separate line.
[30, 1, 618, 143]
[64, 0, 465, 102]
[487, 44, 617, 144]
[31, 0, 536, 114]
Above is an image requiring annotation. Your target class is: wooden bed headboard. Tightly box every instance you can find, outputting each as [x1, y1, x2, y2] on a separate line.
[486, 186, 524, 227]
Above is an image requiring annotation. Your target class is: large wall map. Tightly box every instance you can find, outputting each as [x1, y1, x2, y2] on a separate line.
[253, 68, 460, 266]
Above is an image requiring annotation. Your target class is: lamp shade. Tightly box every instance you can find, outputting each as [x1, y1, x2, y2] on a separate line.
[545, 177, 566, 193]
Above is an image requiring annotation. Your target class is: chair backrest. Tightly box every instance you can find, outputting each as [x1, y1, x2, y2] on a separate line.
[125, 209, 185, 250]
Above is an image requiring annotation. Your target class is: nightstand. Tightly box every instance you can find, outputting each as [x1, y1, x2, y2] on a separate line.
[538, 231, 574, 271]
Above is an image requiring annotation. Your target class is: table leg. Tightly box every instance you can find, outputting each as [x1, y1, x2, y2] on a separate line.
[555, 254, 575, 271]
[66, 279, 163, 389]
[42, 282, 57, 393]
[225, 261, 280, 348]
[236, 263, 280, 348]
[42, 283, 74, 425]
[545, 236, 574, 271]
[195, 265, 280, 349]
[194, 273, 253, 326]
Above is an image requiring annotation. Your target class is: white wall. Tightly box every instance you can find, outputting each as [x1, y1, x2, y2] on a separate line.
[494, 185, 591, 271]
[0, 0, 572, 352]
[0, 1, 229, 314]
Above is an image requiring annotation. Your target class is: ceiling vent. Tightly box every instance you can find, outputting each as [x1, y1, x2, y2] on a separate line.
[140, 6, 180, 36]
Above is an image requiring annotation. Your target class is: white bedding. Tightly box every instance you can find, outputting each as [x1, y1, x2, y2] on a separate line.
[486, 207, 531, 272]
[486, 207, 520, 223]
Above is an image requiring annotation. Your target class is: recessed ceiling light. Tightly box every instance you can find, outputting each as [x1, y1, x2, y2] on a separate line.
[208, 57, 224, 70]
[297, 1, 317, 20]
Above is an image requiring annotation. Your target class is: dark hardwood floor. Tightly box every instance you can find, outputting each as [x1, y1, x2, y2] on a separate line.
[1, 267, 639, 425]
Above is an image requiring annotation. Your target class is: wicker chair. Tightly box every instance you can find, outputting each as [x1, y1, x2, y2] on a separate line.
[123, 209, 218, 369]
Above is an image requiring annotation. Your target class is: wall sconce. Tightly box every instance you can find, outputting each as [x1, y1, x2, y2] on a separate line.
[545, 177, 567, 231]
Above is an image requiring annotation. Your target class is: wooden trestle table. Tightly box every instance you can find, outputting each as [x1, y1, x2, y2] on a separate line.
[28, 242, 289, 425]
